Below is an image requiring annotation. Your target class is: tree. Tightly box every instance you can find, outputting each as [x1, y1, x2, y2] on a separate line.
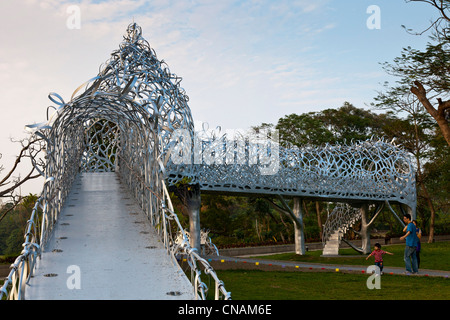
[276, 113, 334, 148]
[382, 42, 450, 145]
[403, 0, 450, 39]
[374, 74, 443, 243]
[276, 102, 388, 148]
[385, 1, 450, 145]
[0, 194, 38, 255]
[317, 102, 387, 143]
[375, 0, 450, 238]
[0, 137, 45, 222]
[421, 128, 450, 238]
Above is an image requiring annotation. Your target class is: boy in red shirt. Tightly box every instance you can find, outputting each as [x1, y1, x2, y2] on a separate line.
[366, 243, 394, 274]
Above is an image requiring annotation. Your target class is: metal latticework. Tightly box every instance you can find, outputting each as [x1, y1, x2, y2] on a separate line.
[80, 119, 120, 172]
[322, 203, 361, 255]
[167, 129, 416, 210]
[1, 22, 416, 300]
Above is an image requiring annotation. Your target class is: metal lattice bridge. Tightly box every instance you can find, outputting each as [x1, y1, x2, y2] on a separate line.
[1, 24, 416, 300]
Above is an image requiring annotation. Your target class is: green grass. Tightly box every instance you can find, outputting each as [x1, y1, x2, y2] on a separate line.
[253, 242, 450, 271]
[214, 269, 450, 300]
[3, 243, 449, 301]
[207, 242, 450, 300]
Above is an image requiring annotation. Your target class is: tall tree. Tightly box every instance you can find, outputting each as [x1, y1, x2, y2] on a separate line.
[384, 1, 450, 145]
[374, 75, 442, 243]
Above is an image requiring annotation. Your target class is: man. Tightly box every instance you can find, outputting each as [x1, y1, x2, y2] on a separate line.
[400, 213, 419, 274]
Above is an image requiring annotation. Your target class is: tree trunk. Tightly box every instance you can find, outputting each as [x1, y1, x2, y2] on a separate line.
[411, 81, 450, 146]
[277, 212, 291, 242]
[413, 137, 436, 243]
[315, 201, 323, 239]
[418, 182, 436, 243]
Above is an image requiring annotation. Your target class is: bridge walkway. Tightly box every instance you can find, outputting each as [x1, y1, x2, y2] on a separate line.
[25, 172, 195, 300]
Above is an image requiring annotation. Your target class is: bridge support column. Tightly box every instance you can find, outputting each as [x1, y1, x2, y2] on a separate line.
[185, 184, 201, 252]
[360, 203, 371, 255]
[265, 196, 306, 255]
[405, 204, 416, 221]
[293, 197, 306, 255]
[171, 183, 202, 252]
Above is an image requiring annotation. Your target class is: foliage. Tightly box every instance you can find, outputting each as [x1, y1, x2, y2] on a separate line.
[379, 9, 450, 146]
[200, 195, 294, 247]
[276, 102, 387, 148]
[0, 194, 37, 255]
[381, 40, 450, 97]
[375, 43, 450, 241]
[276, 112, 334, 148]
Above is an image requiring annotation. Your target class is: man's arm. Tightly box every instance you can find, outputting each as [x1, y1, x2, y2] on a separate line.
[400, 231, 410, 241]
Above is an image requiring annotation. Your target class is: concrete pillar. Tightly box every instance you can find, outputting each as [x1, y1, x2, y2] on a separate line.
[185, 184, 201, 252]
[360, 203, 371, 255]
[407, 204, 416, 221]
[293, 197, 306, 255]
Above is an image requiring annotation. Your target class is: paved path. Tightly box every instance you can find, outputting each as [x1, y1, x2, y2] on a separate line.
[25, 172, 195, 300]
[207, 255, 450, 278]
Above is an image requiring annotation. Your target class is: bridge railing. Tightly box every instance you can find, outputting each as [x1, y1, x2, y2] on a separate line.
[118, 156, 231, 300]
[1, 175, 231, 300]
[0, 196, 44, 300]
[321, 203, 361, 249]
[160, 180, 231, 300]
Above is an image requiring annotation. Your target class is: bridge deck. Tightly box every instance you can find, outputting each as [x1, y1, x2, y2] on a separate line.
[25, 172, 195, 300]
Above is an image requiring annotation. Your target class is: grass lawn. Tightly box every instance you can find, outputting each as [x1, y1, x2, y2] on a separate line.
[254, 241, 450, 271]
[213, 269, 450, 300]
[207, 241, 450, 300]
[2, 243, 449, 301]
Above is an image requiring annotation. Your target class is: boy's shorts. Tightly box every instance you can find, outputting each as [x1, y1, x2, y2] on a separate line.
[375, 261, 383, 272]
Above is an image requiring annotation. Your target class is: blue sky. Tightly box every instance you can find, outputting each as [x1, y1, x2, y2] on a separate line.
[0, 0, 441, 194]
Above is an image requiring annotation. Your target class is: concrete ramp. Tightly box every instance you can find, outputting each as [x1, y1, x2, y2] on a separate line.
[25, 172, 195, 300]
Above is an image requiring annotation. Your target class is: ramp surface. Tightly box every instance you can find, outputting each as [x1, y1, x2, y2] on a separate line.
[25, 172, 195, 300]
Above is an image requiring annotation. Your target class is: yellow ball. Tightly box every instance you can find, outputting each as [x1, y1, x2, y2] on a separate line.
[335, 268, 340, 272]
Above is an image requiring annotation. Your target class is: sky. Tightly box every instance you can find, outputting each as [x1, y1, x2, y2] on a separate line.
[0, 0, 440, 195]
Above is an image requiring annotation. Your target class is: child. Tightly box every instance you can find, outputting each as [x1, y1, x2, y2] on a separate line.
[366, 243, 393, 274]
